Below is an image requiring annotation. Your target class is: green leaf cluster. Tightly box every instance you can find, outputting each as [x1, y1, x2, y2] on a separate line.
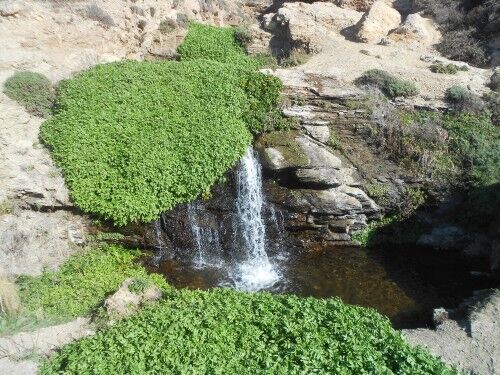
[40, 23, 283, 225]
[3, 71, 55, 117]
[41, 288, 457, 374]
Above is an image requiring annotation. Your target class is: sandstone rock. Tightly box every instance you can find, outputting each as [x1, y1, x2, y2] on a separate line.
[389, 13, 440, 46]
[355, 0, 401, 43]
[292, 188, 363, 215]
[274, 2, 362, 53]
[0, 0, 23, 16]
[338, 185, 380, 214]
[104, 278, 162, 319]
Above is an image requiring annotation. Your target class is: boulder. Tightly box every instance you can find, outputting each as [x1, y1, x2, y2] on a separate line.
[103, 278, 162, 319]
[355, 0, 401, 43]
[296, 136, 343, 168]
[294, 168, 343, 188]
[389, 13, 441, 45]
[0, 0, 23, 16]
[334, 0, 375, 12]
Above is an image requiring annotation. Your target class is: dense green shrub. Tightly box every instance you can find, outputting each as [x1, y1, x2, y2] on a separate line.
[445, 85, 485, 113]
[41, 288, 457, 374]
[3, 71, 55, 117]
[429, 63, 468, 74]
[41, 23, 283, 225]
[355, 69, 418, 98]
[177, 22, 258, 68]
[0, 245, 169, 335]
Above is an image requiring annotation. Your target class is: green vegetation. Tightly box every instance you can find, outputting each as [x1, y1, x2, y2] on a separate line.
[352, 216, 398, 247]
[128, 278, 151, 294]
[234, 25, 253, 50]
[365, 182, 390, 206]
[355, 69, 418, 98]
[280, 49, 311, 68]
[41, 288, 457, 374]
[429, 63, 468, 74]
[3, 71, 55, 117]
[0, 245, 169, 335]
[41, 23, 284, 225]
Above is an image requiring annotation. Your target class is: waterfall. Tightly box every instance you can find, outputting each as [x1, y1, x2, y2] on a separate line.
[186, 201, 222, 268]
[232, 147, 280, 291]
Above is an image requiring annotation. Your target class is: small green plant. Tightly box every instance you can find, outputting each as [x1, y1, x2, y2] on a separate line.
[365, 182, 390, 206]
[86, 4, 114, 28]
[400, 186, 426, 217]
[158, 18, 177, 34]
[0, 199, 13, 215]
[429, 63, 468, 74]
[352, 216, 397, 247]
[3, 71, 55, 117]
[355, 69, 418, 98]
[234, 26, 253, 50]
[127, 279, 151, 294]
[280, 49, 310, 68]
[445, 85, 484, 113]
[328, 129, 341, 149]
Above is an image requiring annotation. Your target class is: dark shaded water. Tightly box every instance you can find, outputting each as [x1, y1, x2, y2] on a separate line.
[151, 244, 492, 329]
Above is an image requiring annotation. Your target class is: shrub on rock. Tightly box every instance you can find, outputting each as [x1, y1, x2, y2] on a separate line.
[3, 71, 55, 117]
[355, 69, 418, 98]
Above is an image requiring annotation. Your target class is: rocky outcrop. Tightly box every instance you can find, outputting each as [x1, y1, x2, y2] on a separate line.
[355, 0, 401, 43]
[389, 13, 440, 46]
[263, 2, 362, 54]
[404, 289, 500, 375]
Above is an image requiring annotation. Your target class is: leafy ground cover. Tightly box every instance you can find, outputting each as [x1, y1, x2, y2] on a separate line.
[0, 245, 169, 335]
[40, 23, 283, 225]
[41, 288, 457, 374]
[355, 69, 418, 98]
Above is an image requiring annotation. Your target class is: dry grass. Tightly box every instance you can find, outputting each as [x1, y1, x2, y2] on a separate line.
[0, 277, 20, 317]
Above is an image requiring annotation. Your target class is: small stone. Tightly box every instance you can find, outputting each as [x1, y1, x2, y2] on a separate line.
[0, 0, 23, 16]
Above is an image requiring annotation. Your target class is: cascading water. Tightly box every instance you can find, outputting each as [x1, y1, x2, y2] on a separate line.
[231, 147, 280, 291]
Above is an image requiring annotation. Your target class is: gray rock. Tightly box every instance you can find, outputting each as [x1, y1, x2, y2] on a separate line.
[291, 188, 363, 215]
[417, 225, 466, 249]
[294, 167, 342, 188]
[296, 136, 342, 168]
[303, 124, 330, 143]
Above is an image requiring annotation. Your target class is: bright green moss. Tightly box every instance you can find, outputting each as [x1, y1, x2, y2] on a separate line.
[40, 23, 283, 225]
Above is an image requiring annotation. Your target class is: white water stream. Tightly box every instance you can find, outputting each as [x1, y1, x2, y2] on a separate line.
[231, 147, 280, 291]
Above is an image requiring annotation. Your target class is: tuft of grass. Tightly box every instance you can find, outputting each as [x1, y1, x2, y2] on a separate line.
[86, 4, 114, 28]
[0, 245, 169, 335]
[280, 49, 310, 68]
[3, 71, 55, 117]
[430, 63, 468, 74]
[158, 18, 177, 34]
[355, 69, 418, 98]
[127, 279, 151, 295]
[0, 277, 20, 317]
[41, 288, 458, 374]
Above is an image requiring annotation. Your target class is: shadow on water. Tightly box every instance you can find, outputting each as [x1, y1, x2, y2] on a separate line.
[152, 242, 492, 329]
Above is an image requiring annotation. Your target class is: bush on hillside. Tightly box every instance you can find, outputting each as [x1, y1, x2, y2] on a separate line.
[86, 4, 114, 28]
[445, 85, 485, 113]
[234, 26, 253, 51]
[41, 288, 458, 374]
[3, 71, 55, 117]
[355, 69, 418, 98]
[430, 63, 468, 74]
[414, 0, 495, 66]
[40, 24, 283, 225]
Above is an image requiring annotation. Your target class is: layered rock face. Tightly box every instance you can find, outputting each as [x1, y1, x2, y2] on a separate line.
[255, 98, 384, 245]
